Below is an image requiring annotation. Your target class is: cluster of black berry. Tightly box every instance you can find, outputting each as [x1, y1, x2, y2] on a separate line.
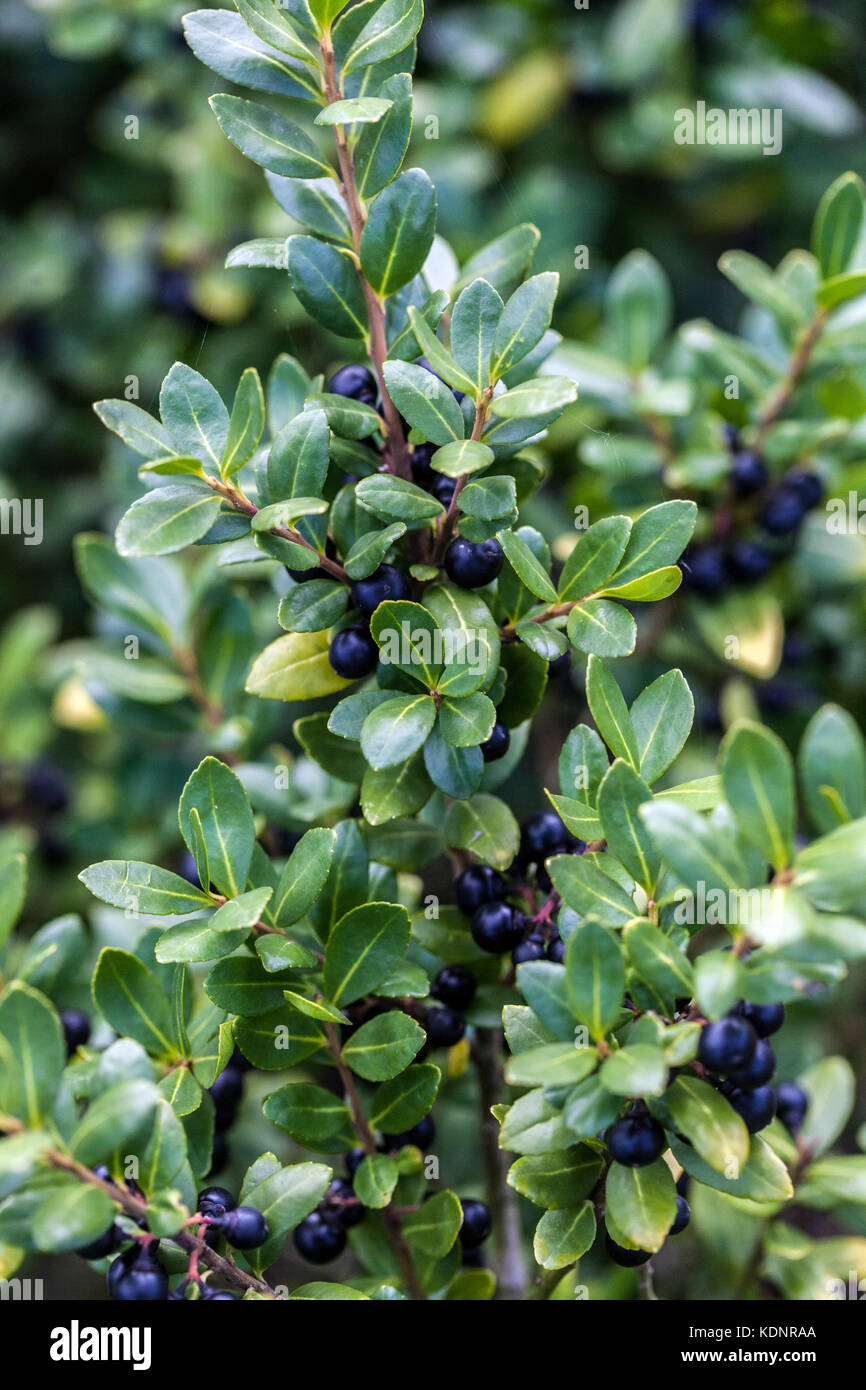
[683, 439, 823, 598]
[292, 1173, 366, 1265]
[0, 758, 70, 865]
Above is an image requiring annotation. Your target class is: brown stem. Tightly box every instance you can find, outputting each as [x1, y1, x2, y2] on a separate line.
[324, 1024, 426, 1300]
[320, 38, 411, 482]
[2, 1127, 278, 1298]
[431, 391, 494, 565]
[173, 644, 224, 728]
[754, 308, 827, 445]
[472, 1028, 527, 1301]
[204, 476, 348, 582]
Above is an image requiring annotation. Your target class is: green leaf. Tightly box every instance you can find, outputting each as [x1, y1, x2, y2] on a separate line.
[455, 224, 540, 295]
[600, 1044, 667, 1097]
[798, 703, 866, 834]
[78, 861, 212, 916]
[115, 486, 222, 558]
[423, 727, 482, 799]
[548, 854, 636, 928]
[607, 249, 671, 370]
[717, 251, 806, 332]
[246, 630, 353, 700]
[93, 399, 175, 459]
[343, 1012, 425, 1080]
[272, 827, 337, 927]
[799, 1056, 855, 1157]
[92, 950, 175, 1057]
[382, 360, 465, 444]
[505, 1044, 598, 1089]
[210, 93, 331, 177]
[429, 440, 494, 478]
[558, 723, 609, 804]
[443, 793, 519, 870]
[597, 760, 658, 893]
[253, 497, 328, 530]
[205, 955, 296, 1016]
[490, 273, 559, 381]
[424, 583, 500, 696]
[507, 1146, 603, 1210]
[71, 1079, 159, 1166]
[0, 984, 65, 1126]
[279, 577, 348, 633]
[812, 171, 865, 278]
[721, 720, 794, 871]
[362, 751, 432, 825]
[450, 278, 504, 392]
[585, 655, 639, 766]
[598, 565, 683, 602]
[557, 516, 632, 604]
[179, 756, 255, 898]
[459, 476, 516, 521]
[341, 0, 423, 76]
[545, 794, 602, 843]
[323, 901, 411, 1005]
[566, 600, 635, 658]
[315, 97, 393, 125]
[499, 1088, 571, 1154]
[287, 235, 368, 339]
[268, 406, 330, 497]
[564, 918, 626, 1040]
[159, 362, 229, 468]
[489, 376, 576, 420]
[666, 1075, 749, 1175]
[605, 500, 696, 590]
[244, 1162, 333, 1269]
[360, 693, 436, 768]
[671, 1135, 792, 1204]
[235, 0, 319, 59]
[406, 306, 477, 397]
[497, 528, 556, 602]
[815, 269, 866, 309]
[234, 1005, 324, 1069]
[355, 73, 413, 200]
[515, 962, 575, 1040]
[266, 176, 352, 247]
[623, 919, 694, 998]
[533, 1203, 596, 1270]
[630, 669, 694, 784]
[693, 950, 743, 1020]
[344, 523, 407, 580]
[354, 1153, 399, 1208]
[793, 819, 866, 913]
[356, 474, 443, 523]
[0, 853, 25, 950]
[33, 1184, 116, 1254]
[604, 1158, 675, 1252]
[139, 1098, 188, 1194]
[439, 692, 495, 748]
[155, 918, 250, 965]
[369, 1061, 440, 1133]
[222, 367, 265, 477]
[185, 10, 319, 98]
[563, 1075, 623, 1142]
[403, 1189, 462, 1256]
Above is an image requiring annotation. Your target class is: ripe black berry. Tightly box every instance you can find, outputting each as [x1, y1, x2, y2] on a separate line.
[471, 901, 526, 954]
[728, 539, 772, 584]
[328, 625, 379, 679]
[727, 1037, 775, 1089]
[203, 1288, 238, 1300]
[443, 537, 503, 589]
[293, 1210, 347, 1264]
[512, 932, 546, 965]
[697, 1016, 757, 1073]
[455, 865, 506, 916]
[775, 1081, 808, 1132]
[431, 964, 477, 1011]
[521, 810, 570, 863]
[547, 650, 572, 679]
[785, 469, 822, 509]
[606, 1112, 666, 1168]
[605, 1232, 652, 1267]
[327, 364, 378, 405]
[730, 451, 768, 496]
[198, 1186, 236, 1219]
[324, 1177, 365, 1229]
[350, 564, 411, 616]
[432, 474, 457, 507]
[60, 1010, 91, 1055]
[383, 1114, 436, 1153]
[459, 1198, 491, 1249]
[760, 487, 806, 535]
[670, 1194, 690, 1235]
[726, 1084, 776, 1133]
[424, 1005, 466, 1048]
[736, 1000, 785, 1038]
[208, 1066, 243, 1130]
[682, 544, 728, 597]
[219, 1205, 269, 1250]
[108, 1245, 169, 1302]
[480, 719, 510, 762]
[546, 934, 566, 964]
[411, 441, 436, 488]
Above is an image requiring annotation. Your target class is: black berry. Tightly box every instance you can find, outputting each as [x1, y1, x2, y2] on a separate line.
[424, 1005, 466, 1048]
[760, 487, 806, 536]
[727, 1037, 775, 1089]
[512, 932, 546, 965]
[327, 364, 378, 405]
[75, 1223, 122, 1261]
[730, 451, 767, 496]
[682, 544, 728, 597]
[775, 1081, 808, 1132]
[670, 1194, 690, 1235]
[546, 934, 566, 963]
[459, 1198, 491, 1249]
[197, 1185, 236, 1219]
[455, 864, 506, 916]
[431, 964, 477, 1011]
[736, 1000, 785, 1038]
[350, 564, 411, 616]
[606, 1112, 666, 1168]
[521, 810, 570, 863]
[293, 1210, 347, 1264]
[785, 469, 822, 509]
[697, 1017, 757, 1073]
[726, 1084, 776, 1133]
[108, 1245, 169, 1302]
[443, 537, 503, 589]
[324, 1176, 365, 1229]
[219, 1205, 269, 1250]
[605, 1233, 652, 1267]
[729, 539, 772, 583]
[328, 625, 379, 679]
[480, 719, 510, 762]
[60, 1010, 91, 1055]
[471, 901, 526, 954]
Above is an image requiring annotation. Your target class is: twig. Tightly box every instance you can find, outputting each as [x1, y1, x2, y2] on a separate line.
[471, 1027, 527, 1300]
[754, 308, 827, 445]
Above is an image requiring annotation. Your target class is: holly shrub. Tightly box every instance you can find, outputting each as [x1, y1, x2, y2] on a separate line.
[2, 0, 866, 1304]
